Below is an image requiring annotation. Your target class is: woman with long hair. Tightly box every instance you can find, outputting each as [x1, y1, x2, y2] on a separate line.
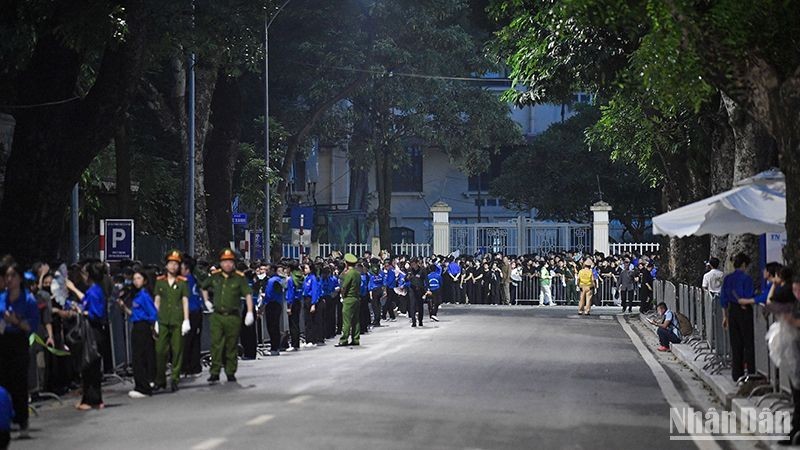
[0, 262, 40, 438]
[117, 268, 158, 398]
[66, 261, 108, 410]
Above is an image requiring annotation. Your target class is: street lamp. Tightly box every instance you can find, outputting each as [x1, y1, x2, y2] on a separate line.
[264, 0, 292, 261]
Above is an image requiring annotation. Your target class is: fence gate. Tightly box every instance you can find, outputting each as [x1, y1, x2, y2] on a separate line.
[450, 219, 591, 256]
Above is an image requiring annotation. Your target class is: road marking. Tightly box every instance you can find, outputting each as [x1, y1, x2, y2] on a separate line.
[288, 394, 312, 404]
[192, 438, 227, 450]
[246, 414, 274, 426]
[616, 315, 722, 450]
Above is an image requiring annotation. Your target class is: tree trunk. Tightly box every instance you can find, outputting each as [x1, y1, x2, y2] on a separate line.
[204, 73, 242, 252]
[709, 94, 735, 264]
[721, 93, 779, 275]
[114, 118, 133, 218]
[173, 55, 219, 259]
[191, 63, 218, 259]
[0, 2, 150, 264]
[375, 146, 393, 252]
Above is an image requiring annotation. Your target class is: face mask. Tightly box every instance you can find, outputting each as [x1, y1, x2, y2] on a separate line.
[257, 273, 267, 280]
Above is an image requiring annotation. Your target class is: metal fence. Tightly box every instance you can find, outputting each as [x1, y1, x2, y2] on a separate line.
[652, 280, 793, 411]
[609, 242, 660, 255]
[510, 274, 640, 306]
[391, 243, 431, 258]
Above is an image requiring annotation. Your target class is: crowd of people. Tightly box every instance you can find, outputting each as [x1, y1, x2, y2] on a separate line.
[0, 246, 661, 446]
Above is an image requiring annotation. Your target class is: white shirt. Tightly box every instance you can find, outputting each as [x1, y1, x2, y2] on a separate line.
[702, 268, 724, 294]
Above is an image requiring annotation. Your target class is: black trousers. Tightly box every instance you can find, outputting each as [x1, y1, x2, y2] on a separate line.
[639, 288, 653, 312]
[239, 309, 257, 359]
[303, 297, 321, 344]
[382, 290, 396, 320]
[450, 281, 461, 304]
[429, 289, 442, 317]
[409, 289, 424, 326]
[398, 290, 409, 314]
[728, 304, 755, 381]
[621, 290, 635, 310]
[265, 301, 282, 352]
[370, 289, 383, 326]
[336, 297, 343, 335]
[131, 321, 155, 395]
[182, 310, 203, 374]
[441, 276, 452, 304]
[0, 332, 30, 429]
[288, 301, 301, 349]
[81, 321, 106, 406]
[360, 294, 371, 333]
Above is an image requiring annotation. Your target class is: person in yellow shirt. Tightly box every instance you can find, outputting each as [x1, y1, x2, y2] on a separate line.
[578, 260, 596, 315]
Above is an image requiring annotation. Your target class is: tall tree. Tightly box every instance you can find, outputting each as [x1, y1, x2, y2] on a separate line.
[0, 0, 157, 263]
[491, 107, 659, 242]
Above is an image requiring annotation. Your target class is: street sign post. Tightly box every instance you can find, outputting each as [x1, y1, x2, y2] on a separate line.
[100, 219, 135, 261]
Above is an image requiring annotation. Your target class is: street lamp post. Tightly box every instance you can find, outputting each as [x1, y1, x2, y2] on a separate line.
[264, 0, 292, 262]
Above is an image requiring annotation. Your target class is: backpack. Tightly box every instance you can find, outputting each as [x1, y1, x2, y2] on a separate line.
[675, 312, 692, 338]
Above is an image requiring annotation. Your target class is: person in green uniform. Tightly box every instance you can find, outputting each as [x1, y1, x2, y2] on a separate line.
[335, 253, 361, 347]
[154, 250, 190, 392]
[201, 249, 254, 384]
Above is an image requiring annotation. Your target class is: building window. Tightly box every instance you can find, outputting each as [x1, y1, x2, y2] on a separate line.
[468, 151, 505, 192]
[391, 227, 415, 244]
[291, 158, 306, 192]
[392, 146, 423, 192]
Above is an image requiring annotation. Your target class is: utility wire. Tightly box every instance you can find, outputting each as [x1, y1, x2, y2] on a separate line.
[0, 96, 80, 109]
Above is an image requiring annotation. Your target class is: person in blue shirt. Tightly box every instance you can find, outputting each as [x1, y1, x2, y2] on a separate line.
[302, 263, 322, 346]
[0, 386, 12, 448]
[368, 261, 384, 328]
[382, 260, 397, 322]
[358, 263, 372, 334]
[284, 262, 302, 351]
[181, 256, 204, 376]
[719, 252, 757, 382]
[65, 261, 108, 410]
[319, 265, 339, 340]
[263, 265, 285, 355]
[0, 262, 39, 437]
[426, 264, 443, 322]
[117, 269, 157, 398]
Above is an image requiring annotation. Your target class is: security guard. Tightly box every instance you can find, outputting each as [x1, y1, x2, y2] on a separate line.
[201, 249, 254, 384]
[336, 254, 361, 347]
[154, 250, 190, 392]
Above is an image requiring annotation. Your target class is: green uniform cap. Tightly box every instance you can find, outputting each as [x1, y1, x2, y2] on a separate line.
[344, 253, 358, 264]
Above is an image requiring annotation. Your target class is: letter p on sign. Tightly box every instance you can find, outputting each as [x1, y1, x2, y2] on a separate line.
[112, 228, 126, 247]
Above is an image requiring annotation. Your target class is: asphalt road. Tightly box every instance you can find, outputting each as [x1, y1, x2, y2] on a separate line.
[15, 306, 749, 449]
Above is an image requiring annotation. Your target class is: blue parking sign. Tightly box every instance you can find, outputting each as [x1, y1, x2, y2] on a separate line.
[232, 213, 248, 226]
[103, 219, 134, 261]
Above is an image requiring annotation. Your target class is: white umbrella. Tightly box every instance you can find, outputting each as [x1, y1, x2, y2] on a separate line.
[652, 169, 785, 237]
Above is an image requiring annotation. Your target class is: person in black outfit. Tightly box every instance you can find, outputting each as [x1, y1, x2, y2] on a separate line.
[638, 262, 654, 313]
[407, 258, 426, 327]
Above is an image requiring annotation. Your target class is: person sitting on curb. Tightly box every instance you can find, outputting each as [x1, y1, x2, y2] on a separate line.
[648, 302, 682, 352]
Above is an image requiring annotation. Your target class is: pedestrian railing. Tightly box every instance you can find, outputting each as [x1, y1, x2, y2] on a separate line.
[510, 274, 640, 306]
[609, 242, 660, 255]
[652, 279, 793, 411]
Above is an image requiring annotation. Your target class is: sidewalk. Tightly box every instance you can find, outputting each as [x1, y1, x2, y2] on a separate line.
[637, 312, 793, 447]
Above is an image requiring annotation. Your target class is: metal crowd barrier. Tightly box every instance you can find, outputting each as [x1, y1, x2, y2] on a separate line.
[512, 274, 640, 307]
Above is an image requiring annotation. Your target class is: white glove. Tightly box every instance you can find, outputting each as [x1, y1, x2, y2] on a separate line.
[181, 319, 191, 336]
[204, 300, 214, 312]
[244, 311, 255, 326]
[154, 322, 159, 336]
